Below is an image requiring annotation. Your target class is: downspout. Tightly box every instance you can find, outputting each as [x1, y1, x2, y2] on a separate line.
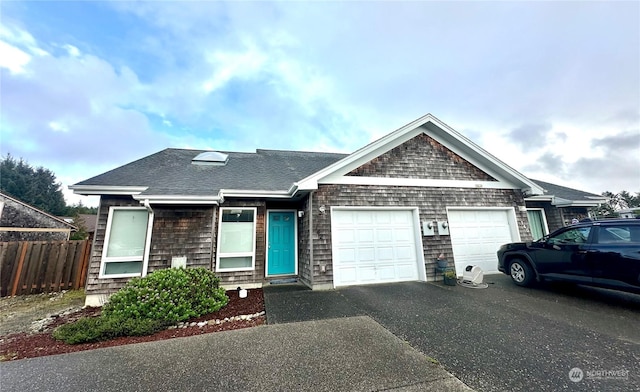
[142, 199, 154, 276]
[211, 205, 217, 271]
[309, 190, 315, 288]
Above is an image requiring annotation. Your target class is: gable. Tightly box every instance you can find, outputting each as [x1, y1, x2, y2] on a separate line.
[296, 114, 544, 195]
[347, 133, 496, 181]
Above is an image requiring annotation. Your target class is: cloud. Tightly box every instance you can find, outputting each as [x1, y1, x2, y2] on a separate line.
[0, 25, 169, 186]
[1, 1, 638, 204]
[591, 131, 640, 153]
[507, 123, 553, 149]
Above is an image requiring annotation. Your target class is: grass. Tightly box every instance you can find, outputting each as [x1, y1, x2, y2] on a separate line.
[0, 290, 86, 336]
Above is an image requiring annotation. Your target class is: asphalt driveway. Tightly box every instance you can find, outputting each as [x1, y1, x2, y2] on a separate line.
[264, 275, 640, 392]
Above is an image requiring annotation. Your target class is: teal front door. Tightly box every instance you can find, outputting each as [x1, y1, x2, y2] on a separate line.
[267, 211, 296, 275]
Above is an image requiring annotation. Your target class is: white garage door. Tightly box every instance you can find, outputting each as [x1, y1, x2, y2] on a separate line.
[331, 209, 423, 287]
[447, 209, 516, 276]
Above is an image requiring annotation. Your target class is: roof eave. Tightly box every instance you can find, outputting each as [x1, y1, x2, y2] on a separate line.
[132, 194, 222, 205]
[69, 185, 148, 195]
[219, 189, 294, 199]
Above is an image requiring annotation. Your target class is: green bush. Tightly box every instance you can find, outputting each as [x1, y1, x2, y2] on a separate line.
[102, 267, 229, 324]
[53, 268, 229, 344]
[52, 316, 166, 344]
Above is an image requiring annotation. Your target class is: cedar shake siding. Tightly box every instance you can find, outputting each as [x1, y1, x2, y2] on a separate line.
[348, 133, 496, 181]
[312, 184, 530, 285]
[297, 194, 313, 287]
[148, 206, 214, 271]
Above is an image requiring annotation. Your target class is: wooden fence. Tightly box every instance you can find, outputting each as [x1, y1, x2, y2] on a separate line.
[0, 240, 91, 297]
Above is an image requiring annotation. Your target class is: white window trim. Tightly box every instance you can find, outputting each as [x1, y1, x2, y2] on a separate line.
[526, 208, 549, 238]
[216, 207, 257, 272]
[99, 206, 154, 279]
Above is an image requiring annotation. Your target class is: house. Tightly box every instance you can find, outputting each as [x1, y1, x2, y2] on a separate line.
[616, 208, 639, 219]
[524, 180, 607, 239]
[0, 192, 76, 241]
[72, 113, 594, 306]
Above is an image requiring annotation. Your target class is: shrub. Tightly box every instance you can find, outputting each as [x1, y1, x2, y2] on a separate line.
[53, 316, 166, 344]
[53, 268, 229, 345]
[102, 267, 229, 325]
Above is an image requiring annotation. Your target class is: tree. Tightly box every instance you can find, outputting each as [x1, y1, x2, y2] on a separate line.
[596, 190, 640, 217]
[0, 154, 68, 215]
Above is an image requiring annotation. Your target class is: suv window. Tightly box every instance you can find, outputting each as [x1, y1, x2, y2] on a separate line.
[549, 227, 591, 245]
[597, 225, 640, 244]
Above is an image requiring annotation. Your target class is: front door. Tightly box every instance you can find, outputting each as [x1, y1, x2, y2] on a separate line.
[267, 211, 296, 276]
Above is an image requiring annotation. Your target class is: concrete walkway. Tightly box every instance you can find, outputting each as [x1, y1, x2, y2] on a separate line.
[1, 316, 473, 392]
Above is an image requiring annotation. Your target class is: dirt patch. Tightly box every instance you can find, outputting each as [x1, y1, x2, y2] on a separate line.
[0, 289, 265, 361]
[0, 290, 86, 336]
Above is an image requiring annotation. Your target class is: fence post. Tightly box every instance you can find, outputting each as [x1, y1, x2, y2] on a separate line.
[10, 242, 29, 296]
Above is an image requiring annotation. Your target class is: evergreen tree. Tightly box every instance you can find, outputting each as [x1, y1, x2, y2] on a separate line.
[0, 154, 68, 215]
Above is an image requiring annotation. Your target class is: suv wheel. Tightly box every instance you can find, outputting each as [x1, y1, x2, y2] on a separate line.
[509, 259, 534, 287]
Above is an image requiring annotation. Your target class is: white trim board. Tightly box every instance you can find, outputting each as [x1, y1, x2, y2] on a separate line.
[319, 176, 521, 189]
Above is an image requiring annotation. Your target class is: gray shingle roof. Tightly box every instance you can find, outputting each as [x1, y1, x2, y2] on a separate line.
[75, 149, 347, 196]
[529, 179, 605, 202]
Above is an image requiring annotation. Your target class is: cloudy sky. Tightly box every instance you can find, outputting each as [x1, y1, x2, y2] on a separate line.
[1, 1, 638, 206]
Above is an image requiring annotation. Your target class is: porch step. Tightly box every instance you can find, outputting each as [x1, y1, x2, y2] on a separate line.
[268, 278, 298, 285]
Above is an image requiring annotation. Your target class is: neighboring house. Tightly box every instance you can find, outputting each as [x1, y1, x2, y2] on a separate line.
[62, 214, 98, 241]
[72, 113, 581, 306]
[78, 214, 98, 241]
[524, 180, 608, 240]
[617, 208, 639, 219]
[0, 193, 76, 241]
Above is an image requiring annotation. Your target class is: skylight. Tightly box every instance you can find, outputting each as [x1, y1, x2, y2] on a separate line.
[192, 151, 229, 166]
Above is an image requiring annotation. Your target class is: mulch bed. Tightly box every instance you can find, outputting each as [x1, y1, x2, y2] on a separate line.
[0, 289, 265, 361]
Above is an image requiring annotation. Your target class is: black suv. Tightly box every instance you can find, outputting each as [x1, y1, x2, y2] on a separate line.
[497, 219, 640, 294]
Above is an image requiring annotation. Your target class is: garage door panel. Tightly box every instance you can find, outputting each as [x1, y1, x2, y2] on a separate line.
[394, 228, 412, 241]
[395, 245, 415, 260]
[335, 228, 356, 244]
[397, 263, 419, 279]
[358, 248, 375, 262]
[356, 212, 374, 225]
[376, 247, 394, 261]
[337, 248, 356, 264]
[332, 209, 422, 287]
[338, 268, 357, 284]
[357, 229, 374, 242]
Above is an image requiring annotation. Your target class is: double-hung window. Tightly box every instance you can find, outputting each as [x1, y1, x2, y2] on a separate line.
[216, 208, 256, 271]
[100, 207, 152, 278]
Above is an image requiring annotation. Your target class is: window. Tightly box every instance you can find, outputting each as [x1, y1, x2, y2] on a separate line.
[549, 227, 591, 245]
[598, 226, 640, 244]
[526, 209, 548, 241]
[100, 207, 152, 278]
[216, 208, 256, 271]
